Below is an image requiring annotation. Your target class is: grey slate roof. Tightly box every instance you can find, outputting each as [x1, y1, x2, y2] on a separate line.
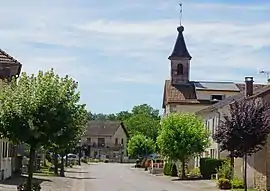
[86, 120, 128, 137]
[193, 81, 240, 91]
[168, 26, 191, 60]
[196, 84, 270, 114]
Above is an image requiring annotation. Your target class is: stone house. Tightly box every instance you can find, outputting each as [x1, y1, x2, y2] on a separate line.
[196, 78, 270, 190]
[0, 49, 22, 179]
[82, 121, 129, 162]
[162, 24, 261, 116]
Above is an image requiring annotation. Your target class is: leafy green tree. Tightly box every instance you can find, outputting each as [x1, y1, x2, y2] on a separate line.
[124, 114, 160, 141]
[127, 134, 155, 158]
[0, 69, 86, 189]
[115, 111, 132, 121]
[157, 113, 210, 179]
[131, 104, 160, 120]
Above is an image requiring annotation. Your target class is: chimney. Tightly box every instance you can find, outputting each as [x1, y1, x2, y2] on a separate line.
[245, 77, 254, 97]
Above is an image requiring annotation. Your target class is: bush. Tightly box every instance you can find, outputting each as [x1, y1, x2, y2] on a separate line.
[104, 159, 109, 163]
[200, 157, 225, 179]
[171, 163, 178, 177]
[163, 161, 172, 176]
[217, 160, 232, 179]
[81, 158, 88, 163]
[218, 178, 232, 190]
[232, 177, 244, 189]
[187, 167, 201, 178]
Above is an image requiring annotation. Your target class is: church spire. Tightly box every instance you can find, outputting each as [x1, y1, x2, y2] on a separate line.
[168, 3, 191, 60]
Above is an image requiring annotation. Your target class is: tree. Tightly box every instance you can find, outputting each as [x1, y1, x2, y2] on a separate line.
[0, 69, 86, 189]
[157, 113, 210, 179]
[127, 134, 155, 159]
[213, 98, 270, 190]
[124, 114, 159, 141]
[124, 104, 160, 141]
[131, 104, 160, 120]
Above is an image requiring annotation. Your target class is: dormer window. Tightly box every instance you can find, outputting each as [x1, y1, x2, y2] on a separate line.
[211, 94, 225, 101]
[177, 64, 183, 75]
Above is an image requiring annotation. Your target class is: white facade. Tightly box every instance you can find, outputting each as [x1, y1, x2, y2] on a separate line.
[195, 112, 220, 167]
[0, 138, 12, 180]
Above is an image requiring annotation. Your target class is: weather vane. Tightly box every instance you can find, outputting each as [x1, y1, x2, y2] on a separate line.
[179, 2, 183, 26]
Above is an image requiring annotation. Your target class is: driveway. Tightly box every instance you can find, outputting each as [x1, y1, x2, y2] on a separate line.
[74, 163, 219, 191]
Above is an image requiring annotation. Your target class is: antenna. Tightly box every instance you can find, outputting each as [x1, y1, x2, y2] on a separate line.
[259, 70, 270, 84]
[179, 2, 183, 26]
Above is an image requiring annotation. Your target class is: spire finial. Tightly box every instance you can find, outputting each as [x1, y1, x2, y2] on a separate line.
[179, 2, 183, 26]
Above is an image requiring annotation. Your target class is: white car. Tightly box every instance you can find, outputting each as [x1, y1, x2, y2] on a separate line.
[64, 153, 79, 162]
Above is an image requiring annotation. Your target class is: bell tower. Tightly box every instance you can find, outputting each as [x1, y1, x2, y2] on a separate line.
[168, 25, 192, 85]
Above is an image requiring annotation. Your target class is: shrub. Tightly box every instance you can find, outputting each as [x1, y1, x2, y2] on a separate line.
[200, 157, 225, 179]
[218, 178, 232, 190]
[163, 161, 172, 176]
[187, 167, 201, 178]
[171, 163, 178, 177]
[104, 159, 109, 163]
[232, 177, 244, 189]
[217, 160, 232, 179]
[81, 158, 88, 163]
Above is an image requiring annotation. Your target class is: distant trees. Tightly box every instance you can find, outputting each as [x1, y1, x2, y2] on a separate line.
[157, 113, 210, 179]
[127, 134, 155, 159]
[0, 69, 87, 189]
[214, 98, 270, 190]
[89, 104, 160, 141]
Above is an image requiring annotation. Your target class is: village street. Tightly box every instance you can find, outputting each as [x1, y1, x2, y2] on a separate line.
[60, 163, 218, 191]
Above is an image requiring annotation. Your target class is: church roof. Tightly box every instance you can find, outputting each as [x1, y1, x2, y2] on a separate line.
[162, 80, 267, 108]
[162, 80, 199, 108]
[168, 26, 191, 60]
[196, 84, 270, 115]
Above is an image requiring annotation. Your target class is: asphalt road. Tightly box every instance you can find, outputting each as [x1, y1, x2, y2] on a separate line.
[72, 163, 218, 191]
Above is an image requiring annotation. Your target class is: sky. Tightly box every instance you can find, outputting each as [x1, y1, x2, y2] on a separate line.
[0, 0, 270, 114]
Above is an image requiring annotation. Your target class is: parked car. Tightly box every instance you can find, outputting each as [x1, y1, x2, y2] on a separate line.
[64, 154, 79, 163]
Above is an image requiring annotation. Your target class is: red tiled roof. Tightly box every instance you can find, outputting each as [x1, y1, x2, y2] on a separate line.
[162, 80, 199, 108]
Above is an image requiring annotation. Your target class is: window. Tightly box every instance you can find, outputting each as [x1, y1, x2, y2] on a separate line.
[121, 138, 124, 145]
[210, 149, 216, 158]
[177, 64, 183, 75]
[98, 138, 105, 147]
[211, 95, 225, 101]
[87, 138, 91, 143]
[170, 105, 177, 113]
[115, 138, 118, 145]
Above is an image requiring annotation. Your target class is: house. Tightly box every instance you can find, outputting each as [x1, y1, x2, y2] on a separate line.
[82, 121, 129, 162]
[0, 49, 22, 180]
[162, 24, 265, 115]
[196, 77, 270, 190]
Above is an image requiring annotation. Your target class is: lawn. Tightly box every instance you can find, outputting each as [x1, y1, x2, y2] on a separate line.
[33, 167, 55, 177]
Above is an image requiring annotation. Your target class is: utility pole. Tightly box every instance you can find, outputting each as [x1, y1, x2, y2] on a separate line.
[259, 70, 270, 84]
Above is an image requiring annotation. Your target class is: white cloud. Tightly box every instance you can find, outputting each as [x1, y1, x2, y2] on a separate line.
[0, 0, 270, 112]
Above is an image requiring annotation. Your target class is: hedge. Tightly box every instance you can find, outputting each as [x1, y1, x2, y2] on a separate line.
[200, 157, 225, 179]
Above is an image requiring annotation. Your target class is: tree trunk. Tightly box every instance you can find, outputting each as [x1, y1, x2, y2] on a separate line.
[65, 153, 68, 167]
[230, 152, 234, 180]
[53, 153, 58, 175]
[244, 154, 248, 191]
[60, 155, 65, 177]
[26, 146, 36, 190]
[181, 158, 186, 179]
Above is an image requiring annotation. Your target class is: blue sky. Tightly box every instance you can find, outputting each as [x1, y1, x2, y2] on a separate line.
[1, 0, 270, 114]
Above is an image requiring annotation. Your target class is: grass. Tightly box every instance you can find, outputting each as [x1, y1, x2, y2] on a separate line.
[33, 167, 55, 177]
